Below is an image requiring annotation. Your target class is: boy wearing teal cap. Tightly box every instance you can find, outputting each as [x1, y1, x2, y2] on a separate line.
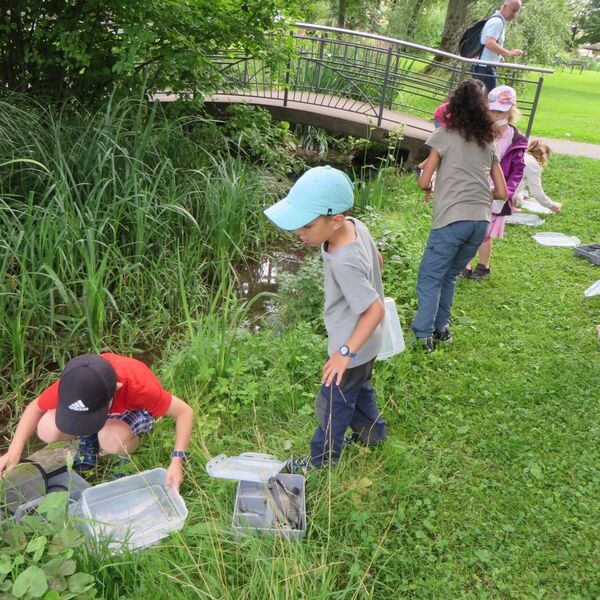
[264, 166, 387, 469]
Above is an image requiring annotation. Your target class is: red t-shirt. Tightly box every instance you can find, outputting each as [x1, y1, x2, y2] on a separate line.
[37, 353, 172, 418]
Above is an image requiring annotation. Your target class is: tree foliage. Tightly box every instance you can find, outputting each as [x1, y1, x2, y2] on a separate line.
[0, 0, 295, 101]
[387, 0, 447, 46]
[577, 0, 600, 43]
[467, 0, 572, 63]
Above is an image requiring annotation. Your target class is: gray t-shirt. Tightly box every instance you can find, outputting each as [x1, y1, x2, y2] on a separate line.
[322, 218, 384, 366]
[479, 12, 506, 63]
[426, 128, 499, 229]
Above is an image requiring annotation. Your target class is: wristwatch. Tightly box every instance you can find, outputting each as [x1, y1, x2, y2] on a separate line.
[171, 450, 188, 462]
[339, 344, 358, 360]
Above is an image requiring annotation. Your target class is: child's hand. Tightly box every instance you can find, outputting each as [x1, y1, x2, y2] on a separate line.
[166, 459, 184, 491]
[423, 190, 432, 204]
[322, 352, 351, 387]
[0, 450, 21, 478]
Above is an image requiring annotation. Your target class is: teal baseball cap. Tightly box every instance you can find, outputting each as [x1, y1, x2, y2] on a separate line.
[264, 166, 354, 231]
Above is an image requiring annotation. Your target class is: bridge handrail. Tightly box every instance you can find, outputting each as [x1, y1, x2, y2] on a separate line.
[294, 22, 554, 74]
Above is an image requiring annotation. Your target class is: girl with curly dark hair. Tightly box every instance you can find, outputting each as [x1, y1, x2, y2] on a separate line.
[412, 79, 508, 352]
[444, 78, 494, 146]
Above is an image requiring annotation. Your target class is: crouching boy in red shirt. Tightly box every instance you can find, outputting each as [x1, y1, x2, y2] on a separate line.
[0, 354, 193, 490]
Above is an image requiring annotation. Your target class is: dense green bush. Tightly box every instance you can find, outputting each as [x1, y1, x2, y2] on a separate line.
[0, 0, 295, 102]
[0, 95, 282, 388]
[223, 105, 297, 173]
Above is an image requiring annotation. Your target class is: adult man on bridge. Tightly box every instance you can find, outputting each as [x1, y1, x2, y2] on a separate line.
[471, 0, 524, 91]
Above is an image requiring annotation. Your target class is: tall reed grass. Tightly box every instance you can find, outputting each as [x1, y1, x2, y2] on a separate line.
[0, 94, 279, 389]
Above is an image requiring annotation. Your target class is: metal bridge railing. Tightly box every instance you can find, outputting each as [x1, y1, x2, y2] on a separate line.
[208, 22, 553, 138]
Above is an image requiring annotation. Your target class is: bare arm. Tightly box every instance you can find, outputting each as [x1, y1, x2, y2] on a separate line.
[163, 395, 194, 490]
[377, 250, 383, 270]
[485, 37, 523, 57]
[322, 297, 385, 387]
[525, 161, 558, 209]
[0, 400, 45, 477]
[491, 162, 508, 199]
[418, 149, 440, 190]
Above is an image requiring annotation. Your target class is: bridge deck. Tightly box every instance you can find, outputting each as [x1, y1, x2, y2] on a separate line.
[158, 90, 435, 147]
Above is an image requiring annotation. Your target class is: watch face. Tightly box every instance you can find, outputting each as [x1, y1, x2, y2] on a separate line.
[340, 345, 349, 356]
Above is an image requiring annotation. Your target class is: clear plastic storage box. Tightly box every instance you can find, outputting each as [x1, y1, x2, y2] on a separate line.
[206, 452, 306, 539]
[79, 468, 188, 552]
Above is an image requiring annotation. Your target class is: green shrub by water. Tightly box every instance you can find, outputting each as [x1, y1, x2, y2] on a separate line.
[0, 95, 281, 388]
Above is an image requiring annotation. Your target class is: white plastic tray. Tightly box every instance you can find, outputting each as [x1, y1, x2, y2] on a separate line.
[520, 198, 556, 214]
[506, 213, 545, 226]
[233, 474, 306, 539]
[532, 232, 581, 247]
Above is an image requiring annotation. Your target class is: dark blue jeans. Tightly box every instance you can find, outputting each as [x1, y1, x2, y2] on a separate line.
[310, 358, 386, 468]
[412, 220, 489, 339]
[471, 64, 497, 92]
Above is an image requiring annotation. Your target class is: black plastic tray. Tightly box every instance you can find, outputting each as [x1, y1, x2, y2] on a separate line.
[574, 243, 600, 266]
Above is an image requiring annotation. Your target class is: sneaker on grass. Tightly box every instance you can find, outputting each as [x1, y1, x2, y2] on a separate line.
[73, 434, 99, 472]
[470, 263, 491, 281]
[344, 431, 360, 446]
[433, 326, 452, 344]
[284, 455, 311, 475]
[415, 337, 434, 353]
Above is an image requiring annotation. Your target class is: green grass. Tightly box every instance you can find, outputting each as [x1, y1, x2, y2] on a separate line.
[530, 70, 600, 144]
[369, 62, 600, 146]
[56, 155, 600, 598]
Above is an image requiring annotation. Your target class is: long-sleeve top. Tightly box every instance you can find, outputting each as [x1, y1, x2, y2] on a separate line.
[513, 152, 559, 210]
[492, 125, 527, 216]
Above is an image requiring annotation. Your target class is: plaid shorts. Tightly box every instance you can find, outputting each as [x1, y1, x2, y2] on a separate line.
[107, 409, 155, 436]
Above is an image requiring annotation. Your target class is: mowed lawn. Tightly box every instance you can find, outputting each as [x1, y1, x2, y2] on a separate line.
[405, 65, 600, 145]
[530, 69, 600, 144]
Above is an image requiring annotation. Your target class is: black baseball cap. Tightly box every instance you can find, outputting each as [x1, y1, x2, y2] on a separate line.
[55, 354, 117, 436]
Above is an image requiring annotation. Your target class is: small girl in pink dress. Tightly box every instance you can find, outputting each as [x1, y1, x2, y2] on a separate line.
[463, 85, 527, 280]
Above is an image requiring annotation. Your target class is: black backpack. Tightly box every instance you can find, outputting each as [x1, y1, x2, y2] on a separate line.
[458, 16, 502, 58]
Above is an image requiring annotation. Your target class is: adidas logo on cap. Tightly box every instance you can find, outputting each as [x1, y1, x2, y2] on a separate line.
[68, 400, 89, 412]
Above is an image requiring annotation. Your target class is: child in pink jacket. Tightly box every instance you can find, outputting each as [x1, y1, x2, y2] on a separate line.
[463, 85, 527, 281]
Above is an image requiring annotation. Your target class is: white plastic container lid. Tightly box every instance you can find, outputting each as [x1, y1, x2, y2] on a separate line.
[206, 452, 286, 483]
[506, 213, 545, 227]
[584, 279, 600, 298]
[532, 232, 581, 247]
[520, 198, 554, 214]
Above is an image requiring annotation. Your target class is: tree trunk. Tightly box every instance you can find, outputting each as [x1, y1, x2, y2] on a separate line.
[406, 0, 428, 40]
[338, 0, 347, 28]
[439, 0, 478, 55]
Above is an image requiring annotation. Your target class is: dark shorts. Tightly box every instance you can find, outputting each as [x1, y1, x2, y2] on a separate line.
[107, 409, 155, 436]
